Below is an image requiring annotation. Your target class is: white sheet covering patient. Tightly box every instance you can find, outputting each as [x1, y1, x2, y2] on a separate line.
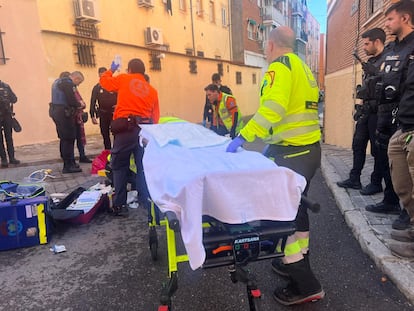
[140, 122, 306, 270]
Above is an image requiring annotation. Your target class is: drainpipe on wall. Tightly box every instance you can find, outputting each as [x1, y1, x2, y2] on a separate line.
[190, 0, 196, 56]
[228, 0, 232, 62]
[352, 0, 362, 113]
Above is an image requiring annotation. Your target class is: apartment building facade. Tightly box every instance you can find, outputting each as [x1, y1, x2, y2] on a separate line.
[325, 0, 395, 148]
[0, 0, 322, 147]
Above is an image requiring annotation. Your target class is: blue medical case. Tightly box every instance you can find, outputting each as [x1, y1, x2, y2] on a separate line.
[0, 196, 51, 251]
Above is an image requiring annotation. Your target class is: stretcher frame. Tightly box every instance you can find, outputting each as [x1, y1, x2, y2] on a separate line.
[147, 197, 319, 311]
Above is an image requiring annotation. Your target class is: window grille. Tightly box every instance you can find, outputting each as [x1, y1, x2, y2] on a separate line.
[236, 72, 242, 84]
[197, 51, 205, 57]
[217, 63, 223, 76]
[189, 59, 197, 74]
[74, 21, 99, 39]
[74, 40, 96, 67]
[0, 29, 7, 65]
[149, 51, 162, 71]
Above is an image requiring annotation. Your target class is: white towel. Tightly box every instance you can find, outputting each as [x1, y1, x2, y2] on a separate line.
[140, 123, 230, 148]
[141, 123, 306, 270]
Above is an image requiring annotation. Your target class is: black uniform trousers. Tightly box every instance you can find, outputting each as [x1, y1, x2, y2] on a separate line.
[376, 108, 400, 205]
[111, 126, 149, 208]
[350, 113, 382, 185]
[0, 113, 15, 161]
[51, 105, 76, 166]
[99, 111, 113, 150]
[264, 142, 321, 232]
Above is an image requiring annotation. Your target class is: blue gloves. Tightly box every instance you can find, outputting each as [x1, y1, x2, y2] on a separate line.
[110, 61, 120, 72]
[226, 135, 246, 153]
[202, 120, 207, 127]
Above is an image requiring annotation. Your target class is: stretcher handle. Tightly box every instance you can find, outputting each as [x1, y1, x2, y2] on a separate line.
[301, 195, 320, 213]
[165, 211, 180, 232]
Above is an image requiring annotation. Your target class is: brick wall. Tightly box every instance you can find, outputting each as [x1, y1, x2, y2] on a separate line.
[327, 0, 394, 74]
[324, 0, 396, 148]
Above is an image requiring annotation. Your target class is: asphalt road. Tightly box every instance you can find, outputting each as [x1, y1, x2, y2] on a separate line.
[1, 141, 413, 311]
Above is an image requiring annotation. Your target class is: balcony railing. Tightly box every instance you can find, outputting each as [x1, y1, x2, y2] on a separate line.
[261, 4, 286, 25]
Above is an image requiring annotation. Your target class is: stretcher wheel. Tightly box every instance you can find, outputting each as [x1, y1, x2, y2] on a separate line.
[250, 297, 261, 311]
[149, 227, 158, 261]
[248, 288, 262, 311]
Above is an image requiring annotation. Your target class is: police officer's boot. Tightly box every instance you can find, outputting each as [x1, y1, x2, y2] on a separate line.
[62, 160, 82, 174]
[8, 150, 20, 165]
[273, 259, 325, 306]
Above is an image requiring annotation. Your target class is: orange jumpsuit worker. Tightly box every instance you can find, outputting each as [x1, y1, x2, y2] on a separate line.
[100, 58, 159, 216]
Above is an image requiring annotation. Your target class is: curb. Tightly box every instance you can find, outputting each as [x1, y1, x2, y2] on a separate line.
[321, 151, 414, 304]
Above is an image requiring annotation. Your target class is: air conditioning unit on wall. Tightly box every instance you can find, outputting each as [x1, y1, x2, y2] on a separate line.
[138, 0, 154, 8]
[145, 27, 163, 45]
[74, 0, 100, 23]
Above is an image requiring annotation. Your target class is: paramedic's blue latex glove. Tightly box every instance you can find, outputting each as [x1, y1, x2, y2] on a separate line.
[110, 61, 120, 73]
[226, 135, 246, 153]
[202, 120, 207, 127]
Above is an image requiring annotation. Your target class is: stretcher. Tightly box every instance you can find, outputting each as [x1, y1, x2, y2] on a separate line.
[139, 123, 316, 311]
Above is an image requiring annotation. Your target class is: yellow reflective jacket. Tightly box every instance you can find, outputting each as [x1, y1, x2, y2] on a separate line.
[214, 93, 244, 134]
[240, 53, 320, 146]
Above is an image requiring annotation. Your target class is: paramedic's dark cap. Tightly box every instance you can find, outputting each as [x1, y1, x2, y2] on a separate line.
[128, 58, 146, 74]
[211, 73, 221, 82]
[98, 67, 107, 74]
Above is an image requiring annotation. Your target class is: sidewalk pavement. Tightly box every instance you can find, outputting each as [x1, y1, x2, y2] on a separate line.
[322, 144, 414, 304]
[4, 135, 414, 304]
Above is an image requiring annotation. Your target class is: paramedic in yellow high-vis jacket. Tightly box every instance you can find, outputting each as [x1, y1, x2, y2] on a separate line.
[226, 26, 324, 306]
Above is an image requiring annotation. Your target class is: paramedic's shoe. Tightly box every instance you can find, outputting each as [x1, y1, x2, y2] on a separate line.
[1, 159, 8, 167]
[360, 183, 382, 195]
[273, 283, 325, 306]
[271, 258, 290, 277]
[392, 209, 411, 230]
[365, 202, 400, 214]
[109, 205, 129, 217]
[79, 156, 92, 163]
[336, 178, 361, 190]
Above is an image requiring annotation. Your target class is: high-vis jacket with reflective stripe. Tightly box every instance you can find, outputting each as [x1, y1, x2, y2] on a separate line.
[213, 93, 244, 134]
[239, 53, 320, 146]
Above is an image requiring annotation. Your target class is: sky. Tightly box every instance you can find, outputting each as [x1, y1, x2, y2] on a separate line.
[307, 0, 328, 34]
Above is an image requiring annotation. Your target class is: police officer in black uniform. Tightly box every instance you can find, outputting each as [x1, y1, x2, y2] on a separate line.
[50, 71, 84, 174]
[90, 67, 118, 150]
[365, 0, 414, 230]
[337, 28, 386, 195]
[0, 80, 19, 167]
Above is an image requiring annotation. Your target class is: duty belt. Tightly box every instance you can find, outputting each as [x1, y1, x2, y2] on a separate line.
[131, 115, 153, 124]
[377, 103, 396, 113]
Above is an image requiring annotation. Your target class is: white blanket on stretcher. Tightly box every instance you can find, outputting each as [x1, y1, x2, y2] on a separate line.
[140, 123, 307, 270]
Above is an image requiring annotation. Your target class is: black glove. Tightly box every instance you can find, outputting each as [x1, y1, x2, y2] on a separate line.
[361, 62, 378, 75]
